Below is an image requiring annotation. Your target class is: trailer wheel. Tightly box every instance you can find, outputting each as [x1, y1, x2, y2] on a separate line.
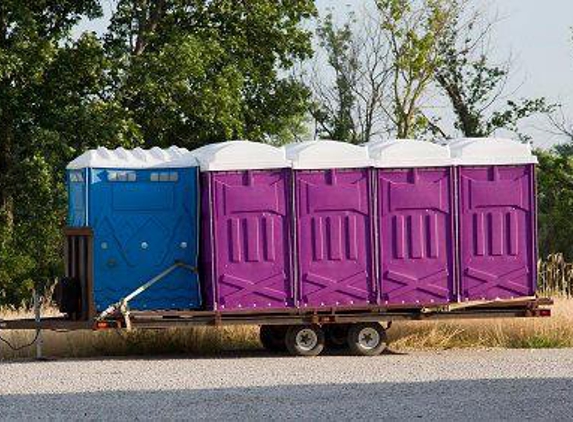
[325, 324, 350, 350]
[347, 323, 387, 356]
[259, 325, 287, 352]
[285, 325, 325, 357]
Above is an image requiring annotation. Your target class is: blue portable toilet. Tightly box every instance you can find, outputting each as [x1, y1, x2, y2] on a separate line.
[66, 146, 201, 312]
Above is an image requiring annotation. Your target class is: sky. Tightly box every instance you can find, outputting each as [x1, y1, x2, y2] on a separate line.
[79, 0, 573, 148]
[314, 0, 573, 148]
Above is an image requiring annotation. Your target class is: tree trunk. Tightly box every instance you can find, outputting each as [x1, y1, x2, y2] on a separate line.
[133, 0, 165, 56]
[0, 117, 14, 231]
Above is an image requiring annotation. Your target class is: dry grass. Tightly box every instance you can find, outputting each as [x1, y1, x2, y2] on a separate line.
[1, 299, 572, 360]
[0, 306, 260, 360]
[389, 298, 573, 351]
[538, 254, 573, 297]
[0, 323, 260, 361]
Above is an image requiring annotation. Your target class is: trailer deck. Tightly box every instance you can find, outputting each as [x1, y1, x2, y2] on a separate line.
[0, 297, 553, 331]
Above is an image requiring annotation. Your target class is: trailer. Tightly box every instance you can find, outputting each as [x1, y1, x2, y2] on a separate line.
[0, 138, 552, 357]
[0, 295, 553, 357]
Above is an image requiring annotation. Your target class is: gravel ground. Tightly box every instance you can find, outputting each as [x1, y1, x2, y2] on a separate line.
[2, 349, 573, 420]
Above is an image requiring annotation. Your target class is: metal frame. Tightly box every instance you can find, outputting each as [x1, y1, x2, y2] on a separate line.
[0, 297, 552, 331]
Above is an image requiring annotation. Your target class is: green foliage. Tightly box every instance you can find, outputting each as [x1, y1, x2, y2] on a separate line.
[0, 0, 316, 307]
[0, 1, 135, 307]
[378, 0, 457, 138]
[536, 149, 573, 260]
[312, 12, 358, 142]
[107, 0, 316, 148]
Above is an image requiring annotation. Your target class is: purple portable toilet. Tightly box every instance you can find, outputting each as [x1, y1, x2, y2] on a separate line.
[194, 141, 294, 311]
[450, 138, 537, 301]
[369, 140, 455, 306]
[285, 140, 375, 308]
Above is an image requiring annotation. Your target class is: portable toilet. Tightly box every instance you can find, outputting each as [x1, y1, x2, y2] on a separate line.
[285, 140, 376, 308]
[368, 140, 455, 306]
[194, 141, 294, 311]
[450, 138, 537, 301]
[66, 146, 202, 313]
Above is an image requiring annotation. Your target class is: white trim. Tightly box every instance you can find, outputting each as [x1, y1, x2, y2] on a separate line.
[192, 140, 289, 171]
[67, 146, 198, 169]
[368, 139, 452, 168]
[449, 137, 538, 165]
[284, 140, 370, 170]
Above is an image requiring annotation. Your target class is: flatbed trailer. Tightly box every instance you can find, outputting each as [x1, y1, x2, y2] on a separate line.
[0, 297, 553, 331]
[0, 296, 553, 357]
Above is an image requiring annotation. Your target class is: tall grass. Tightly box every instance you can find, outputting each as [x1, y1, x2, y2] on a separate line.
[538, 253, 573, 297]
[0, 322, 260, 360]
[389, 299, 573, 350]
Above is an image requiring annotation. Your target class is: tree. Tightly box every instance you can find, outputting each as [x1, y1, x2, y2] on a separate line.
[310, 1, 457, 142]
[311, 12, 359, 142]
[549, 106, 573, 146]
[377, 0, 458, 139]
[0, 2, 141, 305]
[0, 1, 99, 231]
[536, 149, 573, 259]
[432, 0, 553, 140]
[105, 0, 317, 149]
[308, 11, 392, 143]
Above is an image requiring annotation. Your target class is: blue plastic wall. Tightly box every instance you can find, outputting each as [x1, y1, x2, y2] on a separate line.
[67, 167, 201, 311]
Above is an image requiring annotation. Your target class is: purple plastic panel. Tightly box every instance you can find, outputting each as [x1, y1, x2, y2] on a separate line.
[459, 165, 536, 300]
[378, 168, 455, 305]
[205, 170, 293, 311]
[295, 169, 375, 307]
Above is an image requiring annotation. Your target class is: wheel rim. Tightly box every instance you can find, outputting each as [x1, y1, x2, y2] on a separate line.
[358, 327, 381, 350]
[295, 328, 318, 351]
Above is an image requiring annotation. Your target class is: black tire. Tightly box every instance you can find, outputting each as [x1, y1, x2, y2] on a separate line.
[325, 324, 350, 350]
[259, 325, 287, 352]
[347, 323, 388, 356]
[285, 325, 325, 357]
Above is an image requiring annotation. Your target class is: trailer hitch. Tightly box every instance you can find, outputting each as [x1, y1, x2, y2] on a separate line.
[97, 261, 197, 330]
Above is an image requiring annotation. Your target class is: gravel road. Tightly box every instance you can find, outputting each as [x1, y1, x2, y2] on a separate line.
[2, 349, 573, 420]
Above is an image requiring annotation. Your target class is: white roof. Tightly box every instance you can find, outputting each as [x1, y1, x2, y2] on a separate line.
[67, 146, 197, 169]
[284, 140, 370, 170]
[368, 139, 451, 168]
[449, 138, 537, 165]
[365, 138, 417, 146]
[191, 140, 289, 171]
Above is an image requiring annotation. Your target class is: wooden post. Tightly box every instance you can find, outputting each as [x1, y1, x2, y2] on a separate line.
[34, 291, 44, 360]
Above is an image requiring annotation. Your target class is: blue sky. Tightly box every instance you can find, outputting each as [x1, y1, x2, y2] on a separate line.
[79, 0, 573, 148]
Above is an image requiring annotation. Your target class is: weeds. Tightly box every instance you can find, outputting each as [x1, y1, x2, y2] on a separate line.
[389, 299, 573, 351]
[538, 253, 573, 297]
